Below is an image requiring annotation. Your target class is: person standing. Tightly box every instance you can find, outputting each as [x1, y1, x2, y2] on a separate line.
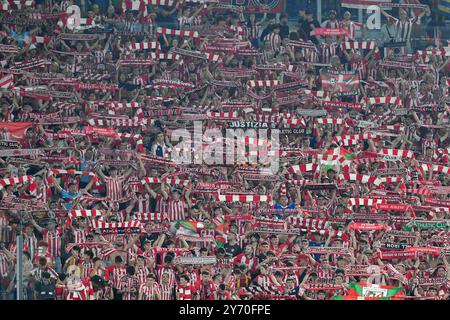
[34, 272, 56, 300]
[30, 219, 64, 273]
[118, 265, 139, 300]
[138, 274, 161, 300]
[96, 165, 136, 203]
[245, 11, 268, 49]
[301, 10, 321, 45]
[263, 24, 282, 53]
[381, 7, 428, 54]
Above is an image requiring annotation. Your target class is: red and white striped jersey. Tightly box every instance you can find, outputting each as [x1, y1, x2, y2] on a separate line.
[395, 18, 417, 42]
[73, 228, 90, 244]
[167, 199, 187, 222]
[80, 261, 94, 279]
[177, 284, 195, 300]
[106, 266, 126, 289]
[156, 266, 176, 286]
[136, 193, 152, 213]
[350, 58, 368, 80]
[0, 250, 10, 278]
[317, 267, 335, 280]
[131, 75, 145, 87]
[126, 245, 139, 265]
[105, 176, 127, 202]
[320, 43, 337, 64]
[321, 20, 340, 29]
[139, 282, 161, 300]
[340, 20, 357, 41]
[260, 49, 275, 64]
[232, 253, 257, 270]
[255, 274, 272, 287]
[118, 274, 140, 300]
[35, 183, 51, 203]
[155, 195, 168, 213]
[24, 233, 38, 259]
[159, 283, 174, 300]
[226, 274, 237, 291]
[246, 22, 261, 40]
[135, 266, 150, 285]
[43, 227, 64, 258]
[66, 282, 88, 301]
[93, 50, 106, 64]
[263, 32, 282, 52]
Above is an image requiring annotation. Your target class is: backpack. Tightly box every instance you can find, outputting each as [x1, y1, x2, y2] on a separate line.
[37, 281, 56, 300]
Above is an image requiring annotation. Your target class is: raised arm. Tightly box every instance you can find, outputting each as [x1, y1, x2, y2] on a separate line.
[30, 217, 44, 233]
[95, 164, 107, 182]
[380, 8, 396, 21]
[160, 182, 169, 201]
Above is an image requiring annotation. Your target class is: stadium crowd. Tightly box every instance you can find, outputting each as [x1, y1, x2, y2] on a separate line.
[0, 0, 450, 300]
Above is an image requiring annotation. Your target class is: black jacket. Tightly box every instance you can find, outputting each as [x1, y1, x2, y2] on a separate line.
[301, 19, 320, 45]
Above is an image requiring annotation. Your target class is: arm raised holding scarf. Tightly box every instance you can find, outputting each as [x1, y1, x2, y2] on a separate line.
[95, 164, 107, 183]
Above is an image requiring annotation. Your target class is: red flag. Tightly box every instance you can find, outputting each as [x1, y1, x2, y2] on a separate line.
[0, 122, 33, 139]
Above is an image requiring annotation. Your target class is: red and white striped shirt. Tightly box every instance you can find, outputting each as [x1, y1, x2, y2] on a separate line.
[167, 199, 187, 222]
[73, 228, 90, 244]
[246, 22, 261, 40]
[93, 50, 106, 64]
[340, 20, 357, 41]
[317, 267, 335, 280]
[351, 59, 368, 80]
[320, 43, 337, 64]
[159, 283, 174, 300]
[156, 266, 176, 286]
[263, 32, 281, 52]
[66, 282, 88, 300]
[255, 274, 272, 287]
[118, 274, 140, 300]
[24, 233, 37, 259]
[80, 261, 94, 279]
[155, 195, 168, 213]
[106, 266, 126, 289]
[35, 183, 51, 203]
[105, 176, 127, 202]
[136, 194, 152, 213]
[0, 251, 10, 278]
[232, 253, 257, 270]
[135, 266, 150, 285]
[177, 284, 195, 300]
[43, 227, 64, 258]
[139, 282, 161, 300]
